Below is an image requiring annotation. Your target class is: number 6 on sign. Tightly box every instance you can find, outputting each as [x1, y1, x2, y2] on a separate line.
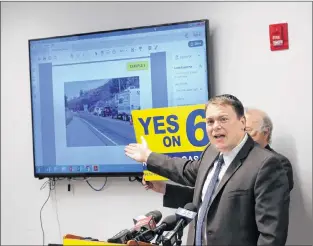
[186, 108, 208, 147]
[131, 104, 209, 154]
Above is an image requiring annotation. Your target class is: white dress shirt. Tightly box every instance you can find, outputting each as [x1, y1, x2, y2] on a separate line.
[201, 133, 249, 201]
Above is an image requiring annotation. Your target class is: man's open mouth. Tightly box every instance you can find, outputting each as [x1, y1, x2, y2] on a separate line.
[214, 134, 225, 139]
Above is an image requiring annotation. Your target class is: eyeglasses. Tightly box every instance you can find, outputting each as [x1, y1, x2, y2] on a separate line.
[245, 127, 259, 135]
[245, 127, 254, 133]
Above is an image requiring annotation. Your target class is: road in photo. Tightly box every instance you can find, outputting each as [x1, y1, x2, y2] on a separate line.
[64, 76, 140, 147]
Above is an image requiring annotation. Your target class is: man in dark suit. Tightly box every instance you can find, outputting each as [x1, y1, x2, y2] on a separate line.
[142, 107, 294, 208]
[125, 94, 290, 246]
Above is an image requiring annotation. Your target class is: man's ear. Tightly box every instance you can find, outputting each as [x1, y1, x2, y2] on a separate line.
[262, 128, 270, 138]
[241, 116, 246, 130]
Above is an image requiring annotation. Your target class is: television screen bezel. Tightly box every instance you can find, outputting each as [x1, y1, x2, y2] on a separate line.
[28, 19, 211, 179]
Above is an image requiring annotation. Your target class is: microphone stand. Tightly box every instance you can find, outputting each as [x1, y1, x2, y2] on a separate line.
[154, 233, 163, 245]
[176, 228, 183, 246]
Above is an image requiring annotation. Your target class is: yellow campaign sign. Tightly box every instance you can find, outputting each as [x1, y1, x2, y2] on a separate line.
[63, 238, 124, 245]
[143, 170, 168, 181]
[131, 104, 208, 181]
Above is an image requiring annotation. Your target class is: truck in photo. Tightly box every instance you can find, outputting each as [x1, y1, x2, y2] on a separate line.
[117, 87, 140, 121]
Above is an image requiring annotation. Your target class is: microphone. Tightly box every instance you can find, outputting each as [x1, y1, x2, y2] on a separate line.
[162, 203, 197, 246]
[107, 210, 162, 243]
[106, 229, 133, 244]
[134, 214, 177, 243]
[133, 210, 162, 233]
[133, 210, 162, 224]
[133, 215, 147, 224]
[147, 210, 162, 223]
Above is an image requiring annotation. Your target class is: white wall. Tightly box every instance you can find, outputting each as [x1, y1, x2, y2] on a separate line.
[1, 2, 312, 245]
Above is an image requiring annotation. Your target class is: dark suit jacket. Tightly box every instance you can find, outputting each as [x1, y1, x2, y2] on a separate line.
[163, 144, 294, 209]
[147, 135, 290, 246]
[265, 145, 294, 191]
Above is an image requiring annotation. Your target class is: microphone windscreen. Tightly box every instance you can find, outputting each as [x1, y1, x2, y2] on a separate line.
[145, 210, 162, 223]
[162, 215, 178, 231]
[184, 203, 197, 212]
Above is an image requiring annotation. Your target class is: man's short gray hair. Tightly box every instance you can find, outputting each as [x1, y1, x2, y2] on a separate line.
[261, 114, 273, 144]
[245, 107, 273, 144]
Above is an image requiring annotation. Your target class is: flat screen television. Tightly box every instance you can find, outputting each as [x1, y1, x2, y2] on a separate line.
[29, 19, 210, 178]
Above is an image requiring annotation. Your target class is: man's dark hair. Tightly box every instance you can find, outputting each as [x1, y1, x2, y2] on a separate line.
[204, 94, 245, 119]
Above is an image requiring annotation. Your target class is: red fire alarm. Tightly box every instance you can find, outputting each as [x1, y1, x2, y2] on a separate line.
[269, 23, 289, 51]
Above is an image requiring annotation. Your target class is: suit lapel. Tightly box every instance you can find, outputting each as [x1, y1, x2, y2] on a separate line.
[211, 135, 255, 201]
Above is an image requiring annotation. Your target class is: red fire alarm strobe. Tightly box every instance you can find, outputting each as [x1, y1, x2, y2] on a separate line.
[269, 23, 289, 51]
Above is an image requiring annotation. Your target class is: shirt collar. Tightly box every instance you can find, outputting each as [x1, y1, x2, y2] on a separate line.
[221, 133, 248, 166]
